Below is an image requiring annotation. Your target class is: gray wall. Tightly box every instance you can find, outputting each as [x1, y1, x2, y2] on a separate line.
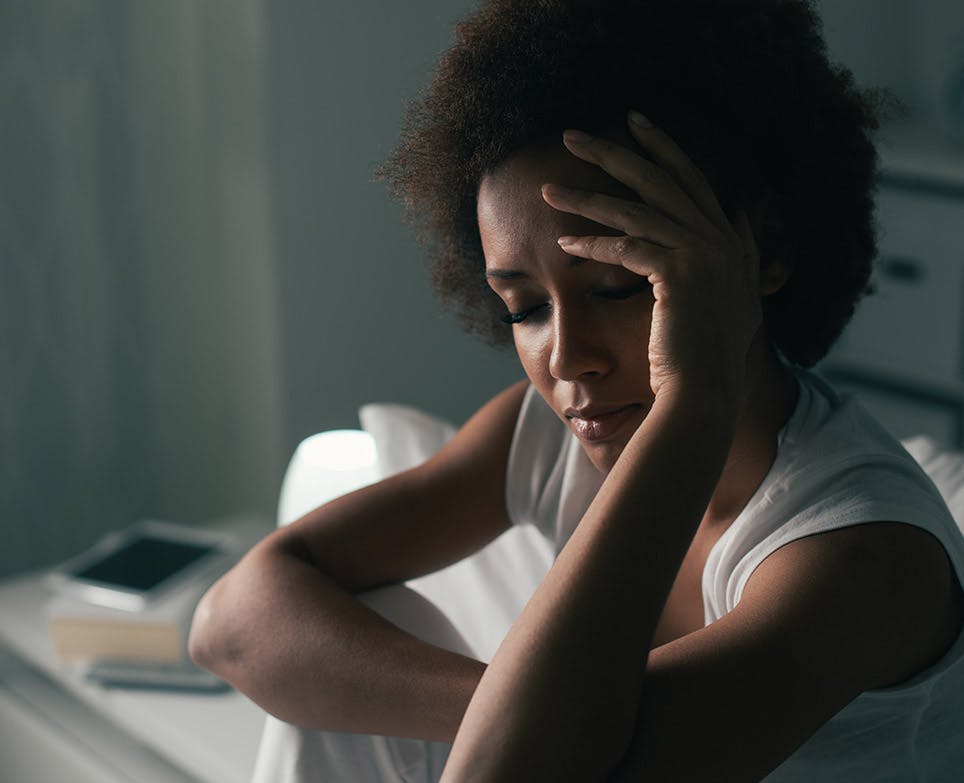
[1, 1, 285, 578]
[820, 0, 964, 130]
[0, 0, 523, 579]
[264, 1, 523, 457]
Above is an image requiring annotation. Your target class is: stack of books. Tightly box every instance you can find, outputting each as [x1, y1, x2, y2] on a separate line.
[43, 518, 268, 688]
[47, 579, 209, 664]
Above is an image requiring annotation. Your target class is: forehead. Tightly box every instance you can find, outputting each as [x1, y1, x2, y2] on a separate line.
[476, 132, 640, 259]
[478, 131, 641, 208]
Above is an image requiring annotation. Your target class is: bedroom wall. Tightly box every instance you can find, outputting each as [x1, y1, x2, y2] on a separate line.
[820, 0, 964, 128]
[1, 1, 285, 578]
[1, 0, 524, 579]
[263, 0, 523, 458]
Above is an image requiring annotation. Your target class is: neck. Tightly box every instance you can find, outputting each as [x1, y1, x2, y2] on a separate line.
[702, 339, 799, 528]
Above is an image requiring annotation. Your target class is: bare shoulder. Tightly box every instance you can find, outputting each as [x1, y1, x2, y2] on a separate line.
[742, 521, 964, 690]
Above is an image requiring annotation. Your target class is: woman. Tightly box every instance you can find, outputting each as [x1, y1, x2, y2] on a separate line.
[190, 1, 964, 780]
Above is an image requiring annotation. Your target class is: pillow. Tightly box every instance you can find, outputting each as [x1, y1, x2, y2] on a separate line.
[901, 435, 964, 533]
[357, 402, 554, 661]
[358, 403, 456, 477]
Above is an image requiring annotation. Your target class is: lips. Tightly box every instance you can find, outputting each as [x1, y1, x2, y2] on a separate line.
[564, 403, 642, 442]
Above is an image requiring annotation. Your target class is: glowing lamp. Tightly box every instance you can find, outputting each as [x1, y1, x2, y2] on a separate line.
[276, 430, 379, 527]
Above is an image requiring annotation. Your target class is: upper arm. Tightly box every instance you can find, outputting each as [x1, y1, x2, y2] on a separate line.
[267, 380, 530, 593]
[610, 522, 963, 782]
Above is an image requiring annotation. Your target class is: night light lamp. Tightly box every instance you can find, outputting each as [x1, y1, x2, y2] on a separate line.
[276, 430, 379, 527]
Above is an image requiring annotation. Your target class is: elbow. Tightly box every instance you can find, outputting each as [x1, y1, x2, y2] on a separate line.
[188, 578, 240, 675]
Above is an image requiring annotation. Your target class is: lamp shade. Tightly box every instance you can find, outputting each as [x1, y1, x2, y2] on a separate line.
[276, 430, 379, 527]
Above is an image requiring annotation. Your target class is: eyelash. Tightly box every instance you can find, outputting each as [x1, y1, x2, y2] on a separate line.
[499, 281, 651, 325]
[500, 306, 545, 325]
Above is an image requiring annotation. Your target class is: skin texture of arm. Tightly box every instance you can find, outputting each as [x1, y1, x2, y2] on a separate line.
[604, 520, 963, 783]
[188, 380, 528, 740]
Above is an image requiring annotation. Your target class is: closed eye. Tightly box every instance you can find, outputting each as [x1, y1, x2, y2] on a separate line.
[500, 303, 549, 324]
[500, 281, 651, 325]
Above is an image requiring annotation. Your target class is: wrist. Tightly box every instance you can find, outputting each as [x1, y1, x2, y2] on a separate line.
[652, 378, 744, 426]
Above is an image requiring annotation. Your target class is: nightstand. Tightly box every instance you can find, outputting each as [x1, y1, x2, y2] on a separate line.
[0, 514, 272, 783]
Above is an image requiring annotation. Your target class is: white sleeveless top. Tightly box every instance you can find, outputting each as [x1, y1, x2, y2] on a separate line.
[505, 369, 964, 781]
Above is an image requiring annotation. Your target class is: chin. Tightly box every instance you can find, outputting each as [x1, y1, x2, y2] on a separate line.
[583, 441, 627, 475]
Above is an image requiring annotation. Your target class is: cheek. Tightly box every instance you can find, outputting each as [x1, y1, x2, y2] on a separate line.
[512, 330, 551, 380]
[597, 304, 651, 360]
[618, 312, 653, 359]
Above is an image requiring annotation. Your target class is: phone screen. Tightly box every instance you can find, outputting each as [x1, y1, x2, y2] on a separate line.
[71, 535, 218, 592]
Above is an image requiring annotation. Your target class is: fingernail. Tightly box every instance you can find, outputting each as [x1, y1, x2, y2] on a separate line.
[563, 129, 593, 144]
[628, 110, 653, 128]
[557, 236, 576, 248]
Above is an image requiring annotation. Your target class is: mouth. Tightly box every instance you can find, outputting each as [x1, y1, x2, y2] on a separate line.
[564, 403, 643, 442]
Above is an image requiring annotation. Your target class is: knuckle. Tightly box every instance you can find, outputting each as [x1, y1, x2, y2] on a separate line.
[611, 236, 637, 259]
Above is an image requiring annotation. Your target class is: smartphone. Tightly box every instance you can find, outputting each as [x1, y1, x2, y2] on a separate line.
[47, 520, 233, 611]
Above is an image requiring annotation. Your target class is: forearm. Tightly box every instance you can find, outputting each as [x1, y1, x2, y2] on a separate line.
[441, 391, 738, 781]
[189, 542, 484, 741]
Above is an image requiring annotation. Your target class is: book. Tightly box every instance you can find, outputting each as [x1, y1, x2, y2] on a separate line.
[46, 578, 210, 664]
[45, 516, 269, 665]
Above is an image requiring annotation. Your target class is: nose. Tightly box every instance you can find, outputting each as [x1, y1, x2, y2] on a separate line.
[548, 306, 612, 381]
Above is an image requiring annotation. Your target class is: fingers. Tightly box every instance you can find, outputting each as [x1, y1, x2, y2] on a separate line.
[561, 129, 718, 237]
[541, 183, 684, 249]
[555, 233, 671, 278]
[622, 112, 734, 236]
[547, 117, 754, 289]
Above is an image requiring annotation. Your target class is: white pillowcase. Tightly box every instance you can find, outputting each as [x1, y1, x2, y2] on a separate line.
[358, 403, 457, 477]
[358, 403, 553, 662]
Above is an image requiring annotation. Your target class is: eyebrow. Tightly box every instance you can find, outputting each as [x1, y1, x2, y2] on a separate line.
[485, 256, 588, 279]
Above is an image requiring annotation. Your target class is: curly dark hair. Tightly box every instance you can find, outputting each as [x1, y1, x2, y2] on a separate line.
[377, 0, 899, 367]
